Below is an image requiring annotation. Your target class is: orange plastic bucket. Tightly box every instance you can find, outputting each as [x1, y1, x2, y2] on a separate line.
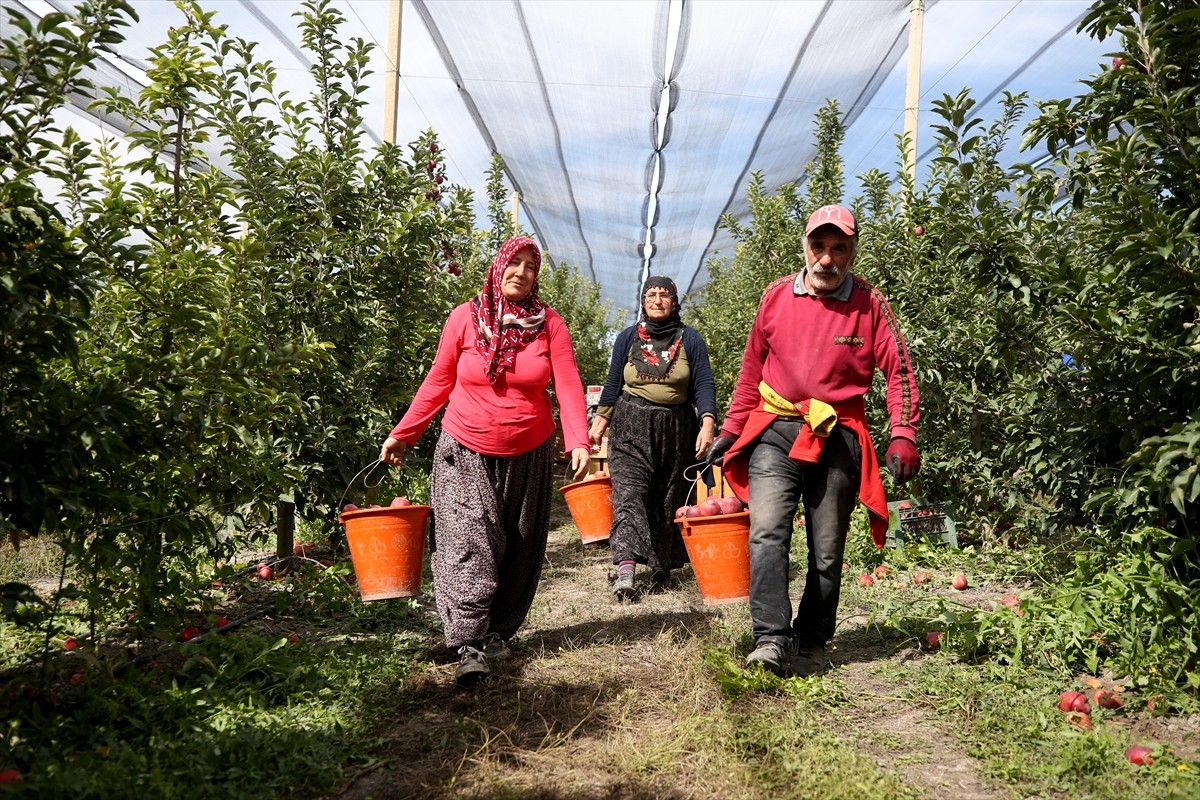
[678, 511, 751, 605]
[339, 505, 430, 601]
[559, 476, 613, 544]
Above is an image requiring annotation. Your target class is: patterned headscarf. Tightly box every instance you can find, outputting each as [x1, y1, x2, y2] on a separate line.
[471, 235, 547, 383]
[630, 276, 684, 381]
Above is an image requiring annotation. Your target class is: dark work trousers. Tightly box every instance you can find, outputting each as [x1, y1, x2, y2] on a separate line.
[746, 418, 861, 648]
[606, 394, 696, 571]
[429, 432, 554, 649]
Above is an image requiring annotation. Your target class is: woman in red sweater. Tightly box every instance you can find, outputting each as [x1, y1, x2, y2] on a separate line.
[379, 236, 591, 686]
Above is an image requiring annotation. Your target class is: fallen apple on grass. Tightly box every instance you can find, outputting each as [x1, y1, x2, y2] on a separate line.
[64, 636, 78, 651]
[912, 571, 932, 585]
[858, 573, 875, 587]
[951, 573, 969, 590]
[293, 542, 313, 557]
[256, 564, 274, 580]
[925, 631, 941, 650]
[216, 616, 230, 628]
[179, 626, 200, 642]
[1058, 690, 1091, 714]
[1125, 745, 1154, 765]
[1065, 711, 1092, 731]
[874, 564, 892, 579]
[1092, 689, 1124, 710]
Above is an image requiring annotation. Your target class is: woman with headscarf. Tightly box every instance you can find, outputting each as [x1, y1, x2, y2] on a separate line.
[380, 236, 591, 685]
[587, 276, 718, 599]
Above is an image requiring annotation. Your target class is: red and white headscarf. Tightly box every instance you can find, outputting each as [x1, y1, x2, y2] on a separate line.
[471, 235, 547, 383]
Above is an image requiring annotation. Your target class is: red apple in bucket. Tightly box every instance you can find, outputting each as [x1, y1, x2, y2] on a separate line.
[675, 505, 690, 520]
[390, 496, 411, 507]
[699, 498, 722, 517]
[717, 496, 743, 515]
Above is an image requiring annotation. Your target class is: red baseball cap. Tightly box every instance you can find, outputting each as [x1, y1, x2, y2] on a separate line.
[805, 204, 857, 236]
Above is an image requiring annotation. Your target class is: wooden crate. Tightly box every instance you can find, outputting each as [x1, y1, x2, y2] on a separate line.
[694, 465, 736, 502]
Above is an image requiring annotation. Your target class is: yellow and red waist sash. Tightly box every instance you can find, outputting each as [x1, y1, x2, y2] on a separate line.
[722, 382, 889, 547]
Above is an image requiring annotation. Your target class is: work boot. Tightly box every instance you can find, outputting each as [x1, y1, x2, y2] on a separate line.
[482, 632, 509, 660]
[611, 571, 635, 600]
[744, 639, 789, 676]
[793, 641, 828, 677]
[455, 644, 489, 686]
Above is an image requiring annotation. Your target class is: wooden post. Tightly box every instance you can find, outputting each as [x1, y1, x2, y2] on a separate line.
[382, 0, 403, 144]
[902, 0, 925, 191]
[511, 190, 520, 226]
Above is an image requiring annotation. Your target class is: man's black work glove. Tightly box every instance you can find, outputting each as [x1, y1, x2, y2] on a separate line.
[886, 436, 920, 485]
[706, 435, 736, 467]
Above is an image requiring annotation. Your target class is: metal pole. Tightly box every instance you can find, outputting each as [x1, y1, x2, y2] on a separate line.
[903, 0, 925, 189]
[511, 191, 520, 226]
[383, 0, 403, 144]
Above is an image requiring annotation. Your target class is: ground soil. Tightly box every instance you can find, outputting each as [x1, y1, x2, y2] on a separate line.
[330, 501, 1024, 800]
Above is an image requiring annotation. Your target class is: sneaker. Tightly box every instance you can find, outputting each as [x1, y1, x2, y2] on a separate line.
[794, 641, 828, 677]
[455, 644, 489, 686]
[744, 640, 789, 675]
[611, 571, 636, 600]
[482, 632, 509, 660]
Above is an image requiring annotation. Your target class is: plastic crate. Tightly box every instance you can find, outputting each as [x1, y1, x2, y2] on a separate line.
[885, 498, 957, 550]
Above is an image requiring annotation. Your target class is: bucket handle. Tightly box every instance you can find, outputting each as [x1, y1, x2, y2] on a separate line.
[336, 459, 388, 513]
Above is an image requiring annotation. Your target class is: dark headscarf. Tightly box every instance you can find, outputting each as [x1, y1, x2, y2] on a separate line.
[630, 276, 684, 381]
[471, 235, 547, 383]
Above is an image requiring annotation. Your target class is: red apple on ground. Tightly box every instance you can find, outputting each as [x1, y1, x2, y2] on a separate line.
[717, 496, 743, 515]
[1065, 711, 1092, 730]
[0, 768, 21, 785]
[179, 626, 200, 642]
[858, 573, 875, 587]
[1092, 689, 1124, 710]
[294, 542, 313, 556]
[257, 564, 274, 580]
[319, 559, 332, 567]
[287, 633, 300, 645]
[951, 573, 968, 590]
[390, 496, 411, 507]
[874, 564, 892, 579]
[913, 571, 932, 585]
[842, 561, 850, 573]
[925, 631, 941, 650]
[64, 636, 78, 651]
[1125, 745, 1153, 765]
[1000, 593, 1020, 609]
[216, 616, 230, 628]
[1057, 690, 1091, 714]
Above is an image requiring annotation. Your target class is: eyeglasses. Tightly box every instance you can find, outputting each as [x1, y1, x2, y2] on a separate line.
[644, 291, 673, 300]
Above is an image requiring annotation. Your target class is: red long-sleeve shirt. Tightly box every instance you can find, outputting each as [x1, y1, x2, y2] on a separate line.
[389, 302, 589, 456]
[720, 272, 920, 442]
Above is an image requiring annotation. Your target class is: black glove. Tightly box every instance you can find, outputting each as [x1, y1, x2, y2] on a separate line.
[706, 435, 736, 467]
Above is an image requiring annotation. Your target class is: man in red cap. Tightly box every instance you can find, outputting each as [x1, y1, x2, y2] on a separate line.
[706, 203, 921, 676]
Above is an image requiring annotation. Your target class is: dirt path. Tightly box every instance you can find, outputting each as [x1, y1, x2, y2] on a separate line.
[335, 511, 1003, 800]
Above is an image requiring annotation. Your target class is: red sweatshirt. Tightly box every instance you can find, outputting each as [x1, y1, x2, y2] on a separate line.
[389, 303, 589, 457]
[720, 272, 920, 442]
